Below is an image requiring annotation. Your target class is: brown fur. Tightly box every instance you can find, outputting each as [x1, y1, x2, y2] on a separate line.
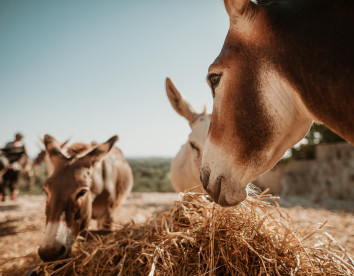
[201, 0, 354, 206]
[209, 42, 275, 165]
[210, 0, 354, 162]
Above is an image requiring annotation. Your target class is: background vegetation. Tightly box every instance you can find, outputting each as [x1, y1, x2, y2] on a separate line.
[14, 125, 345, 195]
[285, 124, 345, 161]
[127, 158, 174, 193]
[17, 158, 175, 195]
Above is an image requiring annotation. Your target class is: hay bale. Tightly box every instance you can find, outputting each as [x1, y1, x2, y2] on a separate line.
[36, 191, 353, 275]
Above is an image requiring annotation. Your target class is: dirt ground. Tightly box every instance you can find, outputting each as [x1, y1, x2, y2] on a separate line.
[0, 193, 353, 275]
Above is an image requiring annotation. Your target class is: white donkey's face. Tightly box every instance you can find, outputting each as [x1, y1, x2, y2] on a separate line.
[188, 115, 210, 169]
[166, 78, 210, 192]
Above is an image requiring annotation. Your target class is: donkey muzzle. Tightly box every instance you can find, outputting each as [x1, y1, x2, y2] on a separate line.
[200, 166, 247, 206]
[38, 241, 69, 262]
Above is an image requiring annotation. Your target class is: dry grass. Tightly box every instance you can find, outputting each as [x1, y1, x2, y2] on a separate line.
[33, 189, 354, 276]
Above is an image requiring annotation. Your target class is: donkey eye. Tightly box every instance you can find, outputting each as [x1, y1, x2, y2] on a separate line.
[208, 74, 221, 97]
[189, 142, 200, 158]
[76, 189, 88, 200]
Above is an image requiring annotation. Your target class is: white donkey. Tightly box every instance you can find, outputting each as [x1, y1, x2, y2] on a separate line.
[166, 78, 210, 193]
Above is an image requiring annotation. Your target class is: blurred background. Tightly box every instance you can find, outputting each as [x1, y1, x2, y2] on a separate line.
[0, 0, 353, 200]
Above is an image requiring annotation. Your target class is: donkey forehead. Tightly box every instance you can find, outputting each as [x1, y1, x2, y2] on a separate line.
[191, 115, 210, 128]
[45, 165, 91, 191]
[210, 12, 272, 70]
[189, 116, 210, 142]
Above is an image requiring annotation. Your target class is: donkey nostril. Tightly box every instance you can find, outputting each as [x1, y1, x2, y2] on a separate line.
[200, 167, 211, 190]
[59, 245, 66, 257]
[38, 244, 67, 262]
[213, 176, 224, 202]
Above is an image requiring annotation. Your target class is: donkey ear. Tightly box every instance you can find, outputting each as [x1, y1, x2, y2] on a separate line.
[224, 0, 253, 18]
[78, 135, 118, 167]
[44, 134, 69, 169]
[60, 137, 71, 149]
[166, 77, 197, 124]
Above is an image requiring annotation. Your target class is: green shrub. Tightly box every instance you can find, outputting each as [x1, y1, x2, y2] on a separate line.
[127, 158, 175, 193]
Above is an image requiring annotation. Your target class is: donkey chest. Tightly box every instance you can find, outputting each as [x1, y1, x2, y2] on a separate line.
[89, 161, 116, 219]
[91, 189, 112, 219]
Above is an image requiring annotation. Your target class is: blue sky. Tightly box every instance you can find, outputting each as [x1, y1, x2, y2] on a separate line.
[0, 0, 229, 157]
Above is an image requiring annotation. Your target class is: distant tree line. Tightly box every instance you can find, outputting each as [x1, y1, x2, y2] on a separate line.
[127, 158, 174, 193]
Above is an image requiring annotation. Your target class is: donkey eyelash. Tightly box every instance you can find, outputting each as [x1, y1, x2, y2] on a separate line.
[209, 74, 221, 86]
[75, 189, 88, 200]
[189, 141, 200, 152]
[208, 73, 221, 97]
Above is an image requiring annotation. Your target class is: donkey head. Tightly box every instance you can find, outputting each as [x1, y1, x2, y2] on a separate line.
[38, 134, 118, 261]
[200, 0, 313, 206]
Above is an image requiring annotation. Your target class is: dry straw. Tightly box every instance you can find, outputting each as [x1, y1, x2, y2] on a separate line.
[36, 188, 353, 275]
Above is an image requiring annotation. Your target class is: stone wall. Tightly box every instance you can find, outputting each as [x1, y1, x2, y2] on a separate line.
[254, 142, 354, 199]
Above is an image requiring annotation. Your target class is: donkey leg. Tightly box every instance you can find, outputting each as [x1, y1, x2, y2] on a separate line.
[0, 178, 4, 201]
[9, 170, 20, 200]
[97, 210, 113, 230]
[1, 170, 10, 201]
[103, 210, 113, 230]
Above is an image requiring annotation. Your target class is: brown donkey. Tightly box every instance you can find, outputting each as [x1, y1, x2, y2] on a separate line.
[38, 135, 133, 261]
[201, 0, 354, 206]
